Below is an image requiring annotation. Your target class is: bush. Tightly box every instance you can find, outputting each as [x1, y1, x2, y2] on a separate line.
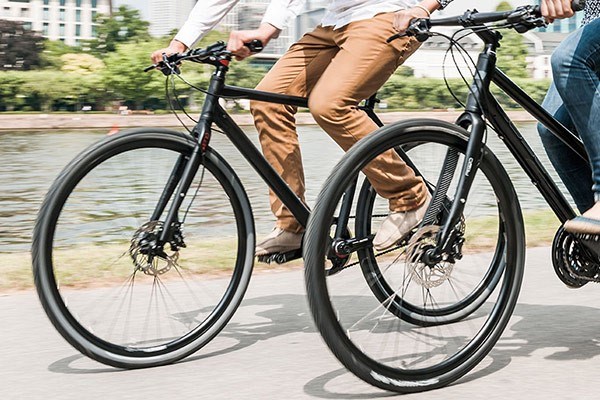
[378, 74, 551, 110]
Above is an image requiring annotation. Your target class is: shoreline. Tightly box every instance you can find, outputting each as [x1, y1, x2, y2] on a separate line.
[0, 110, 536, 131]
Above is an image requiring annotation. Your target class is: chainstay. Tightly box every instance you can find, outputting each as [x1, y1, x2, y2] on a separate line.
[331, 214, 403, 272]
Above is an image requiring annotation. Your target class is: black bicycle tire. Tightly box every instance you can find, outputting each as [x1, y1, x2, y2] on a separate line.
[304, 119, 525, 393]
[32, 128, 255, 368]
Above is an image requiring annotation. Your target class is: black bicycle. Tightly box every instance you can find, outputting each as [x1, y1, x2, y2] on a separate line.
[31, 40, 392, 368]
[304, 1, 591, 393]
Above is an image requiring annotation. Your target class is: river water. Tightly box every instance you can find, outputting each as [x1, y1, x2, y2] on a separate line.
[0, 122, 573, 253]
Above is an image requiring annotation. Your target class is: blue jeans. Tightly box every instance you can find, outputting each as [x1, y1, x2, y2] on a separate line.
[538, 18, 600, 213]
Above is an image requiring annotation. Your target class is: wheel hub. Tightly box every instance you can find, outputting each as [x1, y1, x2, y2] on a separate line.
[129, 221, 179, 276]
[406, 226, 454, 289]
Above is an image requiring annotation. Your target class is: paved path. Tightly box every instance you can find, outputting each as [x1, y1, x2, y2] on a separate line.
[3, 246, 600, 399]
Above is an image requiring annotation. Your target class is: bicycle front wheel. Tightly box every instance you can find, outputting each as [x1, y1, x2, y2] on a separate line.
[304, 119, 525, 392]
[33, 128, 255, 368]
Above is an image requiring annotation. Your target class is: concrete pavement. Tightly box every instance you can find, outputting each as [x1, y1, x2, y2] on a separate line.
[3, 246, 600, 399]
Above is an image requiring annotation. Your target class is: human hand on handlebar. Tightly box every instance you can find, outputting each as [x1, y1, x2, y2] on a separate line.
[227, 23, 279, 60]
[151, 40, 187, 65]
[540, 0, 574, 23]
[393, 1, 439, 32]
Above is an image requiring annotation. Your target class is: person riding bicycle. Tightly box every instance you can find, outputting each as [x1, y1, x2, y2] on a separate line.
[152, 0, 454, 258]
[538, 0, 600, 234]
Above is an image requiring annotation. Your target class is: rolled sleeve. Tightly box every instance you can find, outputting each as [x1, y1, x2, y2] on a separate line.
[174, 0, 240, 48]
[261, 0, 306, 30]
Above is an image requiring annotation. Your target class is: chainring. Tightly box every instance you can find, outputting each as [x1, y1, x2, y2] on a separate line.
[552, 227, 600, 287]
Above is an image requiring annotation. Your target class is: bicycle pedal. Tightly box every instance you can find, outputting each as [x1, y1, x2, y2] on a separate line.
[256, 248, 302, 264]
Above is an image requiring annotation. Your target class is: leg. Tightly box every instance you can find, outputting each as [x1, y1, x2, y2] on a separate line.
[537, 82, 594, 213]
[306, 13, 429, 250]
[250, 27, 338, 234]
[308, 12, 427, 213]
[551, 19, 600, 231]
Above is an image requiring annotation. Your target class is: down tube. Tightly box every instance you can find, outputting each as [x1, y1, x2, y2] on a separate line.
[213, 106, 311, 228]
[484, 95, 576, 223]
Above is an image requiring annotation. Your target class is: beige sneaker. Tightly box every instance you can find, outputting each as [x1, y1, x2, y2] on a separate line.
[255, 227, 303, 256]
[372, 195, 431, 251]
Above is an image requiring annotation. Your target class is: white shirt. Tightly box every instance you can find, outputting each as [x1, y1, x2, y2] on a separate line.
[175, 0, 419, 48]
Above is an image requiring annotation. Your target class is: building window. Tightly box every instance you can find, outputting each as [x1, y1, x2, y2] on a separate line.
[59, 23, 65, 36]
[42, 22, 49, 35]
[59, 0, 65, 6]
[91, 0, 97, 8]
[76, 0, 81, 6]
[23, 21, 32, 30]
[59, 8, 65, 21]
[44, 0, 49, 4]
[20, 7, 28, 17]
[92, 24, 97, 37]
[75, 24, 81, 36]
[76, 9, 81, 22]
[43, 7, 49, 20]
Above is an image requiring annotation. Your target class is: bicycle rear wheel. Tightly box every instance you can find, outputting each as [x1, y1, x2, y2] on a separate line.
[304, 119, 525, 392]
[33, 129, 254, 368]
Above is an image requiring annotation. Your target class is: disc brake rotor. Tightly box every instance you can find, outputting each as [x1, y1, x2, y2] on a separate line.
[129, 221, 179, 276]
[405, 225, 454, 289]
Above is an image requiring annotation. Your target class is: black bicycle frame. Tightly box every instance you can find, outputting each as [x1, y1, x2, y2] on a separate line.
[153, 59, 381, 247]
[435, 27, 585, 254]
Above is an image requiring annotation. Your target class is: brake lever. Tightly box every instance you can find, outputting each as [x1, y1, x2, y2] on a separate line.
[387, 18, 432, 43]
[143, 53, 182, 75]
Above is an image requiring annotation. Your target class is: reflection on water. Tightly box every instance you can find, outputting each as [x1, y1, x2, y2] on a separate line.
[0, 122, 573, 252]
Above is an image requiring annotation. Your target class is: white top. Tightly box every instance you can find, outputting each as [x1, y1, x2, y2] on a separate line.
[175, 0, 419, 48]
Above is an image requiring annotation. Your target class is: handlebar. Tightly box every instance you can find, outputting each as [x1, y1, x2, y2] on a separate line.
[388, 0, 586, 43]
[144, 39, 264, 75]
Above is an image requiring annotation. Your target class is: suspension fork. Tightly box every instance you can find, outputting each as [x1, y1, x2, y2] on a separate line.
[428, 112, 487, 260]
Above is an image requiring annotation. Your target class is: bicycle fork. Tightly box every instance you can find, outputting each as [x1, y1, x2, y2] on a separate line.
[148, 68, 228, 253]
[423, 112, 487, 264]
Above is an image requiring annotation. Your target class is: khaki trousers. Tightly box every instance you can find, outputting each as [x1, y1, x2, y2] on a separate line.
[250, 12, 427, 233]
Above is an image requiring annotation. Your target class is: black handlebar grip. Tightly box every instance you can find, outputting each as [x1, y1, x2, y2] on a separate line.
[244, 39, 264, 53]
[572, 0, 586, 12]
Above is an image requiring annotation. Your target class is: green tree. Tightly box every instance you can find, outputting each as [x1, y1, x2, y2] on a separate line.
[86, 5, 150, 56]
[39, 39, 81, 69]
[61, 53, 105, 75]
[101, 40, 207, 110]
[0, 19, 44, 70]
[495, 1, 529, 78]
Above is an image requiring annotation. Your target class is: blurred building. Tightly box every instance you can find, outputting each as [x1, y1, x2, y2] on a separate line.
[148, 0, 195, 37]
[0, 0, 111, 46]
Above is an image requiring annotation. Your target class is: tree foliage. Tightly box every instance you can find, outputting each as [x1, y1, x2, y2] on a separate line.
[61, 53, 105, 75]
[39, 39, 80, 69]
[86, 5, 150, 56]
[495, 1, 530, 78]
[0, 19, 44, 70]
